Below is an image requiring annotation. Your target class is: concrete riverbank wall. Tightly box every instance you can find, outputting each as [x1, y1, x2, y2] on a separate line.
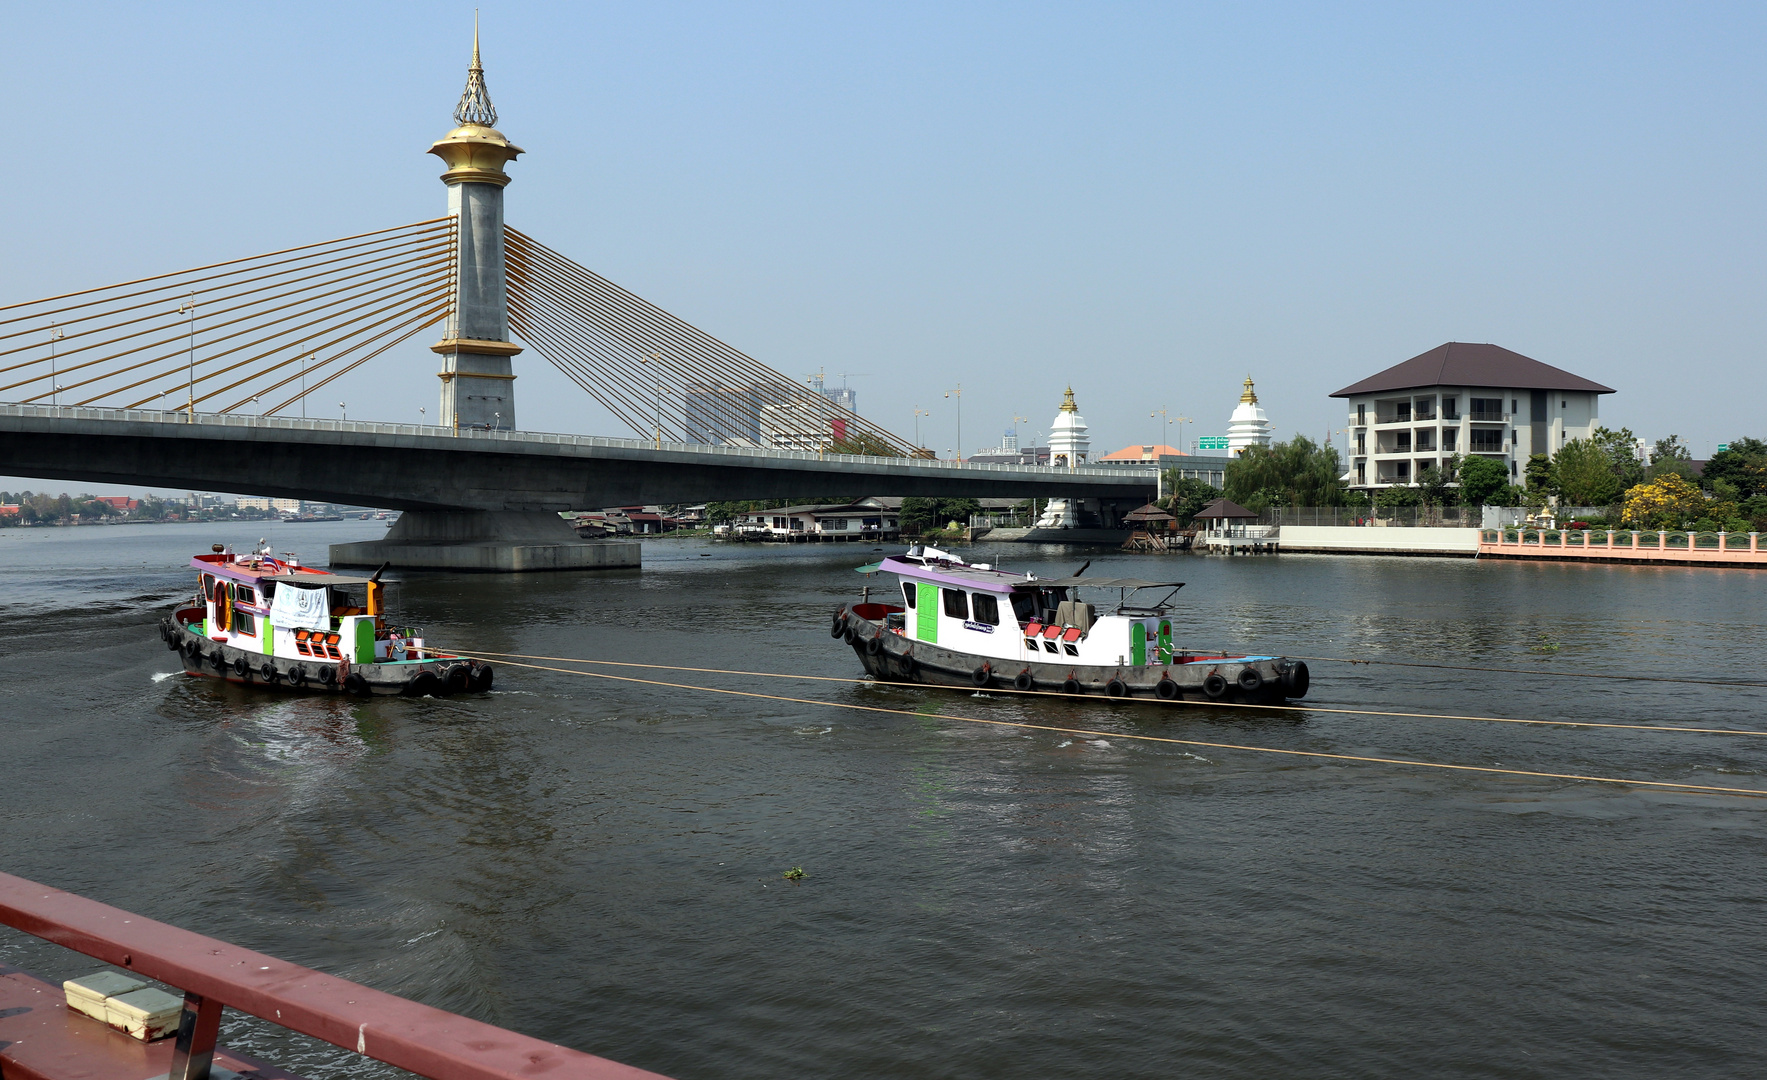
[1278, 526, 1481, 557]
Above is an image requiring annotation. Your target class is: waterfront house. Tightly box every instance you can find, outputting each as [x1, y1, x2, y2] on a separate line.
[736, 502, 901, 541]
[1332, 343, 1615, 491]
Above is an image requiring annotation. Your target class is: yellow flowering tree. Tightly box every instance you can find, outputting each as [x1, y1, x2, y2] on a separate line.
[1620, 474, 1706, 529]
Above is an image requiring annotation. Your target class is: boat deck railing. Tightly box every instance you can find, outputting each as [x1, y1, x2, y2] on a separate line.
[0, 870, 669, 1080]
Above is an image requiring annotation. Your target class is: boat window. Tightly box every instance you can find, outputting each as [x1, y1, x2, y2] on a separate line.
[902, 581, 916, 608]
[200, 573, 215, 601]
[971, 594, 1000, 625]
[942, 588, 969, 619]
[1009, 591, 1036, 623]
[234, 608, 256, 637]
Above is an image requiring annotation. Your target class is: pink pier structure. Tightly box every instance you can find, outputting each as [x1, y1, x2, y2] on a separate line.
[1480, 528, 1767, 568]
[0, 871, 671, 1080]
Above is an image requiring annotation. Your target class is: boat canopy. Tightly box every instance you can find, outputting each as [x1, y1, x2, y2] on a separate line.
[263, 571, 378, 586]
[1051, 576, 1185, 590]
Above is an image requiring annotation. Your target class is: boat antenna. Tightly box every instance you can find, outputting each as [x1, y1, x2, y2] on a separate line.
[1071, 560, 1091, 577]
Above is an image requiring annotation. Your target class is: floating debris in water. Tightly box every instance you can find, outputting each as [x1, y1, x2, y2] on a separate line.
[782, 866, 805, 881]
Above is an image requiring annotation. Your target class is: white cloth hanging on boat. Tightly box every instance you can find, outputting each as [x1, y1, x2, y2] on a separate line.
[269, 584, 329, 631]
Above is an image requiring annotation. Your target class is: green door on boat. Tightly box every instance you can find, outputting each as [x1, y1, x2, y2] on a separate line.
[916, 582, 938, 643]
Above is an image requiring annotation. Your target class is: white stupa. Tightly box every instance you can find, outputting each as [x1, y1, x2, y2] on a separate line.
[1048, 386, 1090, 469]
[1226, 376, 1272, 454]
[1037, 387, 1091, 528]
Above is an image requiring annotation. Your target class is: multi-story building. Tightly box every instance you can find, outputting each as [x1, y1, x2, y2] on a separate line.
[1332, 342, 1615, 490]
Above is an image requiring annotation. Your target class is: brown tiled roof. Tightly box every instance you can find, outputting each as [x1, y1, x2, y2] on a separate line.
[1330, 342, 1615, 398]
[1195, 498, 1257, 519]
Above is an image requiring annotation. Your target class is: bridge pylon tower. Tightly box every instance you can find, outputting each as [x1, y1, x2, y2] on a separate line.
[429, 21, 523, 432]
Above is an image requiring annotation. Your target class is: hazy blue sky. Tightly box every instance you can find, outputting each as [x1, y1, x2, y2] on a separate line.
[5, 1, 1765, 487]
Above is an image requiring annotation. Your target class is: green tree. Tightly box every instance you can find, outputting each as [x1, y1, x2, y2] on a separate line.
[1701, 437, 1767, 499]
[1223, 435, 1343, 508]
[1376, 487, 1421, 508]
[1418, 458, 1459, 507]
[1553, 437, 1622, 507]
[1588, 426, 1646, 491]
[826, 432, 904, 457]
[1159, 475, 1219, 522]
[1647, 435, 1697, 481]
[706, 500, 763, 525]
[1525, 453, 1556, 494]
[1457, 455, 1511, 506]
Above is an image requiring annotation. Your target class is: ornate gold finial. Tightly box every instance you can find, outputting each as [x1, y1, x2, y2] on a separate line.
[1239, 376, 1258, 405]
[453, 12, 499, 127]
[1060, 386, 1078, 412]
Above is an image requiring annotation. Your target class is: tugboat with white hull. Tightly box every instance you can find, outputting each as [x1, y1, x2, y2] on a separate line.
[833, 546, 1308, 703]
[160, 543, 492, 697]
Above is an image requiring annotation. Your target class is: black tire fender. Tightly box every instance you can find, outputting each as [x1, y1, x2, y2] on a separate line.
[864, 634, 884, 657]
[1062, 677, 1083, 695]
[1202, 672, 1228, 698]
[470, 664, 494, 691]
[1238, 667, 1264, 693]
[444, 665, 470, 695]
[260, 662, 276, 682]
[1281, 661, 1310, 698]
[232, 657, 250, 678]
[345, 672, 370, 696]
[407, 671, 440, 697]
[844, 627, 859, 647]
[897, 652, 918, 676]
[209, 650, 226, 670]
[316, 664, 336, 685]
[288, 665, 307, 687]
[1013, 670, 1034, 692]
[971, 665, 992, 687]
[1155, 677, 1180, 700]
[1105, 678, 1128, 698]
[830, 611, 848, 638]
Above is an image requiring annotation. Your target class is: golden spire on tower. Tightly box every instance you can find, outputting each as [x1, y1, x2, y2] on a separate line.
[1239, 376, 1258, 405]
[1060, 386, 1078, 412]
[429, 15, 524, 187]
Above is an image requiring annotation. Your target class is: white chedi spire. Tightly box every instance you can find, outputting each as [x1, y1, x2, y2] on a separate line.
[1227, 375, 1272, 454]
[1048, 386, 1090, 470]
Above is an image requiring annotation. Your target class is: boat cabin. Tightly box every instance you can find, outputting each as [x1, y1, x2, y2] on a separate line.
[873, 546, 1186, 668]
[187, 545, 426, 666]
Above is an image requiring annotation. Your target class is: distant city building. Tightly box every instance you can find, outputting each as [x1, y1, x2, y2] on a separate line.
[1099, 444, 1186, 463]
[970, 426, 1049, 465]
[1226, 377, 1273, 454]
[760, 400, 848, 452]
[93, 496, 140, 511]
[683, 382, 762, 446]
[236, 497, 302, 512]
[1331, 342, 1615, 490]
[806, 370, 857, 414]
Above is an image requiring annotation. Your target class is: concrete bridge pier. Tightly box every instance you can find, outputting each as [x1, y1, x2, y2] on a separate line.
[330, 511, 639, 572]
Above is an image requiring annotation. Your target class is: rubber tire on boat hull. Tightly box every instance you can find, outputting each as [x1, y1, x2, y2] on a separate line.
[1013, 671, 1034, 692]
[844, 627, 859, 647]
[971, 665, 991, 687]
[1156, 678, 1180, 700]
[470, 665, 494, 692]
[288, 665, 306, 687]
[1282, 661, 1310, 698]
[260, 662, 276, 682]
[831, 613, 847, 638]
[1202, 673, 1228, 699]
[233, 657, 250, 679]
[897, 652, 917, 677]
[1238, 668, 1264, 693]
[1062, 678, 1082, 695]
[1105, 678, 1128, 698]
[445, 665, 471, 695]
[316, 664, 336, 685]
[407, 671, 440, 697]
[864, 634, 883, 657]
[344, 672, 370, 696]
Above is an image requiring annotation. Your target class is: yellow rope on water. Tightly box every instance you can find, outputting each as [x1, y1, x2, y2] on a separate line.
[448, 649, 1767, 738]
[448, 652, 1767, 801]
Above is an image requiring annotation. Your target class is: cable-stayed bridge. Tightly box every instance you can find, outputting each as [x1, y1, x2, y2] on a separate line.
[0, 30, 1152, 568]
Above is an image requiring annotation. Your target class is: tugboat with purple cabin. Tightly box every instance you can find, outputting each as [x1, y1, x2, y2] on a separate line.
[833, 546, 1308, 702]
[159, 542, 492, 696]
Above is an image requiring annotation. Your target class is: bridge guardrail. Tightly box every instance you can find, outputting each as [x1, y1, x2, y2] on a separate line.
[0, 869, 669, 1080]
[0, 404, 1154, 482]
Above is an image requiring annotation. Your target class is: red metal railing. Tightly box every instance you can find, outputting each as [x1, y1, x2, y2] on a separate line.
[0, 871, 671, 1080]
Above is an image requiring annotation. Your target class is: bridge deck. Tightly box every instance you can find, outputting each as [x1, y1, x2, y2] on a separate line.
[0, 405, 1157, 511]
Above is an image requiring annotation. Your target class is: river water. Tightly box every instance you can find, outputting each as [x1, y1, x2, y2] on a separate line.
[2, 520, 1765, 1079]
